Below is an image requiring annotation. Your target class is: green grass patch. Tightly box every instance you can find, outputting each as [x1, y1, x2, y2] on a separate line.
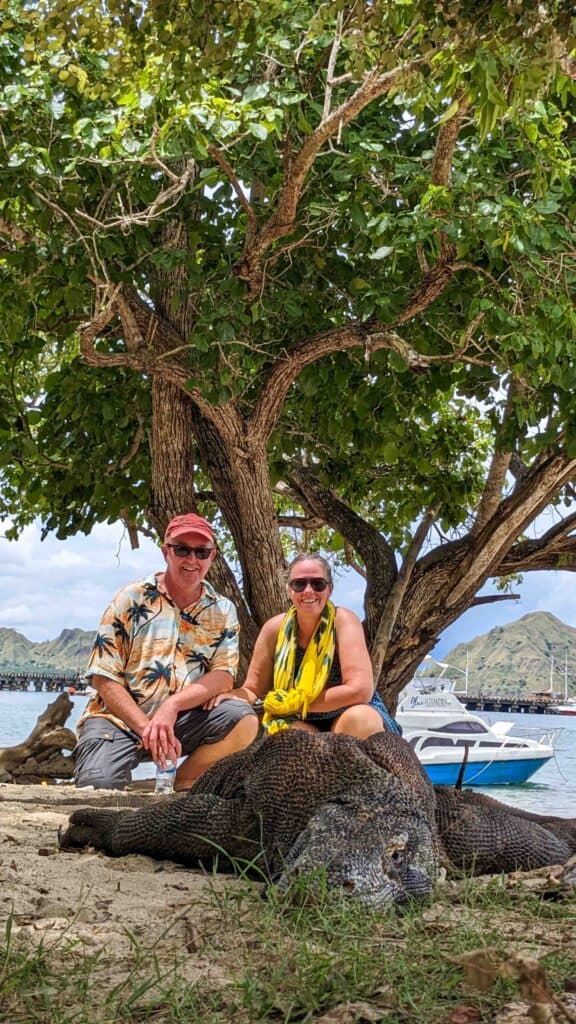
[1, 875, 574, 1024]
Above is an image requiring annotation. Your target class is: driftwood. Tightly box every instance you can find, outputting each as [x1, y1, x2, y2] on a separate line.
[0, 692, 77, 783]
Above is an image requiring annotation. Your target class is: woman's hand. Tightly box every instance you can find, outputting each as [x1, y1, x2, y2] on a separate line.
[203, 687, 255, 711]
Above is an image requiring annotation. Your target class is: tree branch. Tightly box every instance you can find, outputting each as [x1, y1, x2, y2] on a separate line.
[370, 508, 437, 682]
[208, 145, 258, 237]
[78, 286, 236, 428]
[276, 513, 324, 530]
[105, 417, 145, 477]
[391, 94, 470, 327]
[322, 11, 344, 121]
[236, 58, 424, 296]
[392, 245, 457, 326]
[287, 465, 398, 643]
[472, 376, 521, 534]
[470, 593, 520, 607]
[431, 95, 470, 187]
[447, 454, 576, 607]
[250, 324, 429, 441]
[74, 161, 195, 232]
[344, 540, 367, 580]
[497, 509, 576, 573]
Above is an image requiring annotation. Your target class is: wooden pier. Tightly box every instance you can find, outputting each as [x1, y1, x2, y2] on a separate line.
[462, 694, 562, 715]
[0, 669, 89, 694]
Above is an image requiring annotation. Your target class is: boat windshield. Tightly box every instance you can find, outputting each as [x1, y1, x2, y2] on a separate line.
[433, 721, 487, 734]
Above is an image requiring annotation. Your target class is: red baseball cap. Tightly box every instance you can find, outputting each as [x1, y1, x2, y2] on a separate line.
[164, 513, 215, 544]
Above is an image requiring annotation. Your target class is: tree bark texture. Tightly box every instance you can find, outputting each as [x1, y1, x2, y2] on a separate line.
[148, 378, 198, 535]
[189, 407, 288, 628]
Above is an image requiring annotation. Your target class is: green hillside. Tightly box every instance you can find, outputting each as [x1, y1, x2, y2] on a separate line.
[0, 627, 95, 673]
[438, 611, 576, 697]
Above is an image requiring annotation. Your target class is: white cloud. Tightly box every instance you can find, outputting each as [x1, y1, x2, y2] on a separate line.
[0, 603, 34, 626]
[46, 550, 89, 569]
[0, 521, 162, 641]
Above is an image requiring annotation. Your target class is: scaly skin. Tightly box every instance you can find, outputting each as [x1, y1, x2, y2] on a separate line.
[60, 730, 576, 905]
[61, 730, 438, 907]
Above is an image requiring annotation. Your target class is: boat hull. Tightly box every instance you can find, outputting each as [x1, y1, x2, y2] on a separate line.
[423, 756, 552, 786]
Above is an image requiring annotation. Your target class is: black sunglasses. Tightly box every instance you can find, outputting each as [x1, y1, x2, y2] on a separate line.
[166, 543, 214, 560]
[288, 577, 329, 593]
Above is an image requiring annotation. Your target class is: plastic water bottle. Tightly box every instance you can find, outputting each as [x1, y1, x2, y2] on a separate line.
[154, 760, 177, 795]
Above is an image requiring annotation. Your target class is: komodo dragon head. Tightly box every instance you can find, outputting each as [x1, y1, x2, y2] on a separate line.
[277, 782, 438, 909]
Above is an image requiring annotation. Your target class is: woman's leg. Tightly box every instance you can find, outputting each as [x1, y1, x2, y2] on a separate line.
[330, 704, 384, 739]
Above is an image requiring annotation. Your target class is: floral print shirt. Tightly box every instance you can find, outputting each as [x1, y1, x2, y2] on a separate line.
[78, 573, 239, 733]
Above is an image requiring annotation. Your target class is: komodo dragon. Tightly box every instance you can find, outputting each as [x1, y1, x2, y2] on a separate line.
[60, 730, 576, 908]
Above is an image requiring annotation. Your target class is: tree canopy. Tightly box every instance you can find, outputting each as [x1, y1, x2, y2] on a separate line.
[1, 0, 576, 696]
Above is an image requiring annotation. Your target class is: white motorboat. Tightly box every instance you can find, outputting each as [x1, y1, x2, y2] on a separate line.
[396, 677, 556, 786]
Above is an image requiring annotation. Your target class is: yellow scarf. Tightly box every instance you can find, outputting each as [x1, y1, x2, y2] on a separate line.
[262, 601, 336, 735]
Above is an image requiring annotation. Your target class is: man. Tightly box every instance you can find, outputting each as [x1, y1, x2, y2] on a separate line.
[74, 513, 259, 790]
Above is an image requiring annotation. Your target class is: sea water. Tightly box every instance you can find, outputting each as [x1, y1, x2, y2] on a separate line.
[0, 690, 156, 780]
[0, 692, 574, 813]
[475, 709, 576, 817]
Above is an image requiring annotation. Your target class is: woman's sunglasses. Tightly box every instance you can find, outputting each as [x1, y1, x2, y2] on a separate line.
[166, 543, 214, 560]
[288, 578, 329, 593]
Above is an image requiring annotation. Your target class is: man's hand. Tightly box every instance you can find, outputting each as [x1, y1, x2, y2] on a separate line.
[141, 704, 181, 768]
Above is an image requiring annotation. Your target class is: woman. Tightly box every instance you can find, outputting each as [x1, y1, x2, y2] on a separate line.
[206, 553, 400, 738]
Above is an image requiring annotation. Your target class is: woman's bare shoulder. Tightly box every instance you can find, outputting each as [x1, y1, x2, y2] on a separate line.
[335, 605, 362, 627]
[260, 613, 286, 639]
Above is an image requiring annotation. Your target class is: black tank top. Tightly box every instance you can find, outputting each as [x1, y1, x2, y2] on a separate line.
[293, 644, 342, 688]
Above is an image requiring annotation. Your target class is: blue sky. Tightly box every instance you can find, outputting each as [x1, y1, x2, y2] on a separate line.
[0, 519, 572, 666]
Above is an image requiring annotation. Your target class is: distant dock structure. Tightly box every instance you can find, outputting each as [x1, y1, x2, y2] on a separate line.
[462, 693, 563, 715]
[0, 669, 88, 694]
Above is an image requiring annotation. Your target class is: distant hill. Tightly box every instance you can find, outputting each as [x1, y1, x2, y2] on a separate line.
[0, 627, 95, 673]
[2, 610, 575, 694]
[438, 611, 576, 697]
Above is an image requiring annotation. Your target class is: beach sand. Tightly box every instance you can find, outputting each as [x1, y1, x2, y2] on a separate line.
[2, 783, 575, 1024]
[0, 782, 247, 987]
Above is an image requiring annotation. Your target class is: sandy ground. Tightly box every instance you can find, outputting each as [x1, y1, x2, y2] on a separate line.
[0, 782, 248, 986]
[2, 783, 576, 1023]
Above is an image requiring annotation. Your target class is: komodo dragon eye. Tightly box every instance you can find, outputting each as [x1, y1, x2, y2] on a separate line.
[384, 833, 408, 869]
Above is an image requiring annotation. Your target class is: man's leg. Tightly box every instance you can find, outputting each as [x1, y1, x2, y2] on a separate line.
[174, 699, 259, 790]
[74, 718, 140, 789]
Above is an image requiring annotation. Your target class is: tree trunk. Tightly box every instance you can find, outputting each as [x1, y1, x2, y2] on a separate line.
[145, 215, 260, 667]
[147, 380, 258, 672]
[148, 378, 197, 533]
[190, 408, 288, 628]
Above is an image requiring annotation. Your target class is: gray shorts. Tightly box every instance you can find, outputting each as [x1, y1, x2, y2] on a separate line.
[74, 699, 257, 790]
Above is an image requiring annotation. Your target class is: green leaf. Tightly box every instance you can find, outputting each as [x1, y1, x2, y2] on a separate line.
[369, 246, 394, 260]
[243, 83, 270, 102]
[247, 122, 268, 140]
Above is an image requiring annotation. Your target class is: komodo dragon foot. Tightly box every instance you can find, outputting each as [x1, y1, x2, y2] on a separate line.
[59, 807, 131, 853]
[60, 792, 258, 865]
